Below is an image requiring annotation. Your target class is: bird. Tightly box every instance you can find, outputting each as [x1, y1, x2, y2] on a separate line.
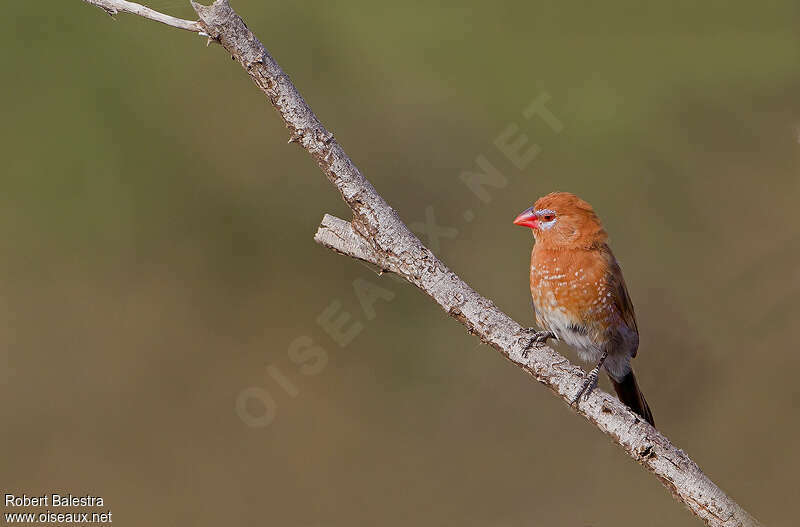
[513, 192, 654, 426]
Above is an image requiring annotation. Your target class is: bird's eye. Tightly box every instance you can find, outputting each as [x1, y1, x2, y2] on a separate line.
[542, 214, 555, 222]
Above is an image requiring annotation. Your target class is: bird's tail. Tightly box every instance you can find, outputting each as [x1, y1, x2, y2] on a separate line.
[610, 369, 654, 426]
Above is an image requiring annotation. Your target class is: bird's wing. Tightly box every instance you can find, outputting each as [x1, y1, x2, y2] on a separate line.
[604, 245, 638, 340]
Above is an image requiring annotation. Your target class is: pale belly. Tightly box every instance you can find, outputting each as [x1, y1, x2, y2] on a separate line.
[535, 303, 603, 361]
[534, 296, 637, 382]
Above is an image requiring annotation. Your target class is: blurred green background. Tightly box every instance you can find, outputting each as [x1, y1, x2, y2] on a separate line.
[2, 1, 799, 525]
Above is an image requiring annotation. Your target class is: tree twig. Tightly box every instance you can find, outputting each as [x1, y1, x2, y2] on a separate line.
[82, 0, 203, 32]
[78, 1, 761, 525]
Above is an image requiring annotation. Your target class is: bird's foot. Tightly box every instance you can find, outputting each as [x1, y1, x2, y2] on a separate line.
[570, 367, 600, 406]
[570, 351, 608, 406]
[520, 329, 555, 357]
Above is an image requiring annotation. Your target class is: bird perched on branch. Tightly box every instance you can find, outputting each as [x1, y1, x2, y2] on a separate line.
[513, 192, 654, 426]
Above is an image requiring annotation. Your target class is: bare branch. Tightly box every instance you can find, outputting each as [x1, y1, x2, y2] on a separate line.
[79, 1, 761, 525]
[82, 0, 203, 32]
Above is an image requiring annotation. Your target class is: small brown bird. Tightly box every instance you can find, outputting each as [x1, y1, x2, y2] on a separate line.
[513, 192, 654, 426]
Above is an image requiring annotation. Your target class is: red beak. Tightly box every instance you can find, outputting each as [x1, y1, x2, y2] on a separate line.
[513, 207, 538, 229]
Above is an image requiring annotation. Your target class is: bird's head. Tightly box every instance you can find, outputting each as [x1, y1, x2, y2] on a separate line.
[513, 192, 607, 248]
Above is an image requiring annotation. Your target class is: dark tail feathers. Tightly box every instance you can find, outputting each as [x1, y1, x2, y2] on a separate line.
[610, 370, 654, 426]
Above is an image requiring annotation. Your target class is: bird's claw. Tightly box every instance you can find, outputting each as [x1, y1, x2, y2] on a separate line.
[570, 368, 600, 406]
[520, 329, 555, 357]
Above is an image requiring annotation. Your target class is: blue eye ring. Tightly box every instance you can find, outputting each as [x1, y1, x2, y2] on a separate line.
[536, 209, 557, 223]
